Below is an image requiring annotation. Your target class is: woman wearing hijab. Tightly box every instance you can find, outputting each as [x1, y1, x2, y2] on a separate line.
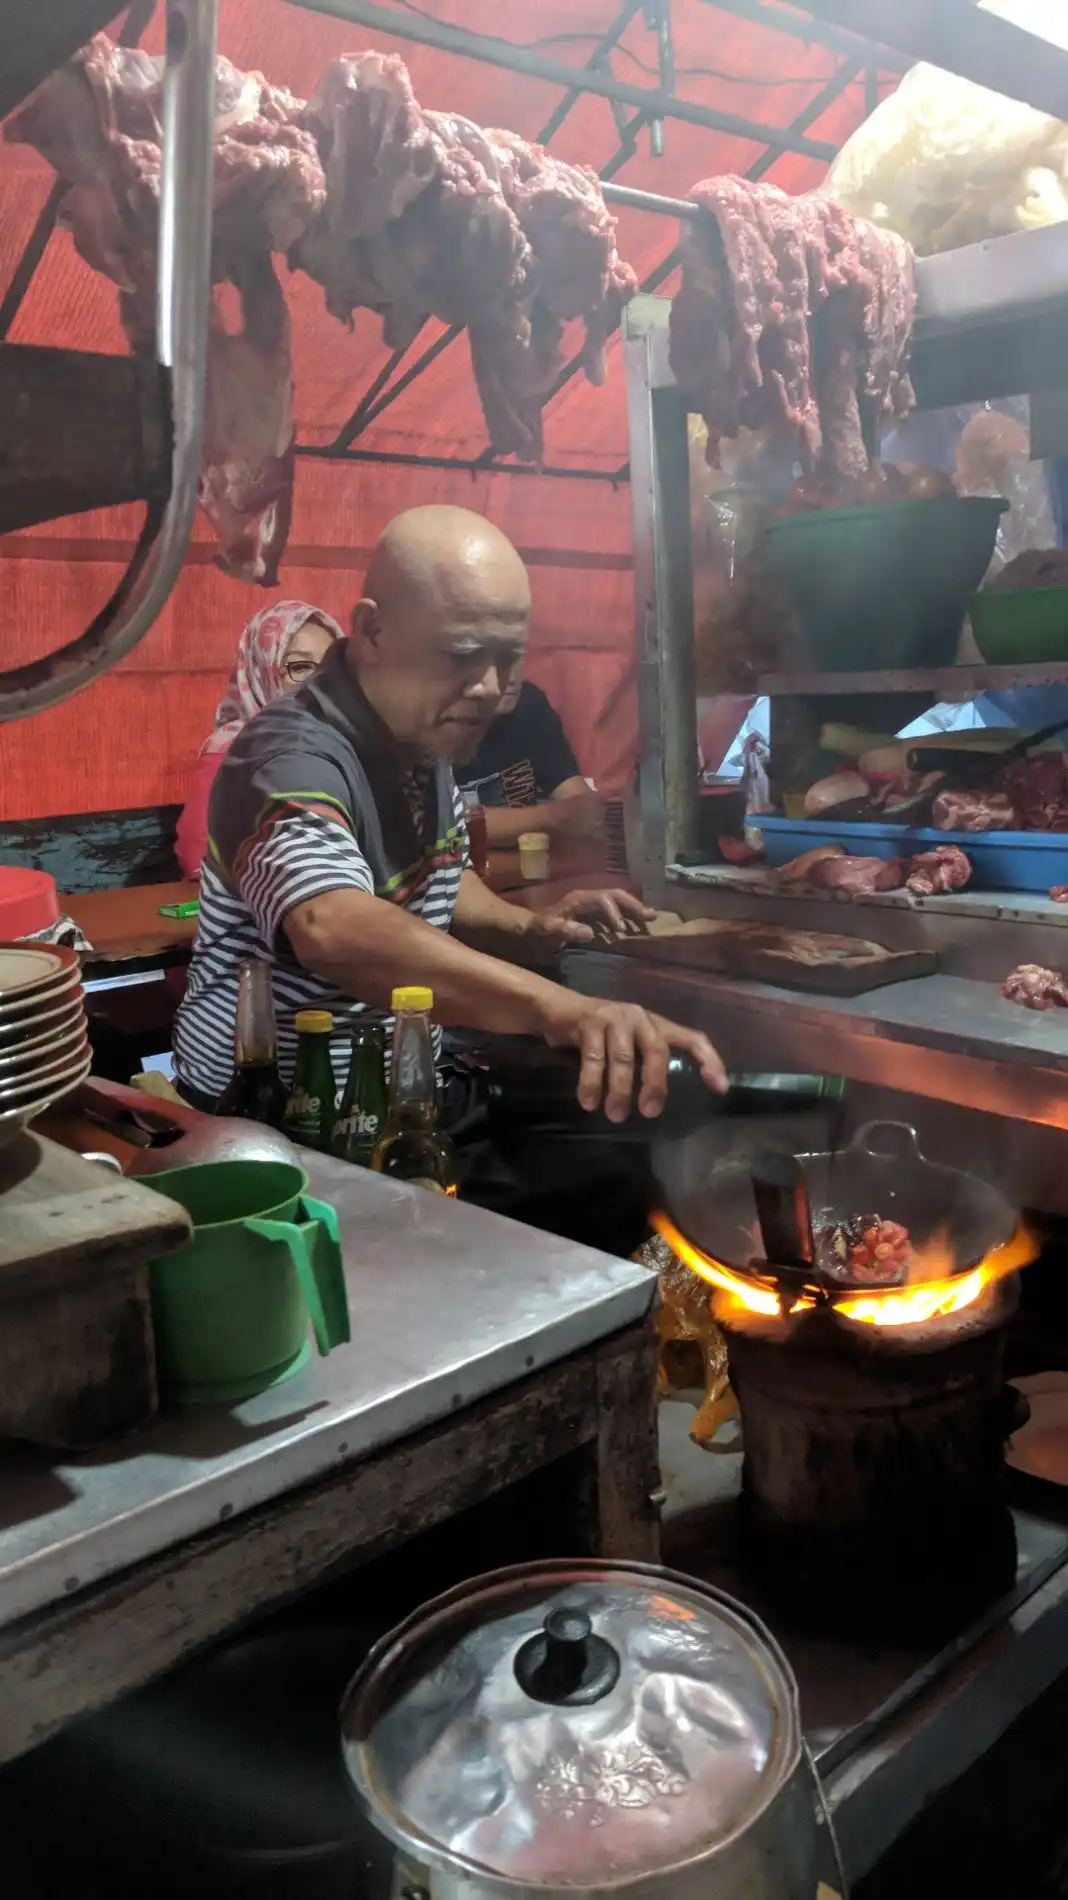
[175, 601, 344, 878]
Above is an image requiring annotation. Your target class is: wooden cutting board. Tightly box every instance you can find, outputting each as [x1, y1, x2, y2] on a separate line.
[603, 918, 937, 996]
[0, 1132, 190, 1286]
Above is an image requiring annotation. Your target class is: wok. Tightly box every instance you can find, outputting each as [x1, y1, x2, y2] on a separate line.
[74, 1078, 302, 1175]
[663, 1120, 1017, 1289]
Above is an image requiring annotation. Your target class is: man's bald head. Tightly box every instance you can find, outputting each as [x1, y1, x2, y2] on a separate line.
[364, 506, 531, 626]
[350, 506, 531, 760]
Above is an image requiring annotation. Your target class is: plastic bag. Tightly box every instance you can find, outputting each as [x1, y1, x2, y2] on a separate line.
[688, 416, 799, 693]
[883, 396, 1057, 577]
[827, 0, 1068, 254]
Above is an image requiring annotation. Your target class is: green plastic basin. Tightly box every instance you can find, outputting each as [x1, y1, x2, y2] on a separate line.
[760, 495, 1008, 671]
[969, 583, 1068, 665]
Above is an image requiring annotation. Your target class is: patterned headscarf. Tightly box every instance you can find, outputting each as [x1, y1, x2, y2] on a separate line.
[199, 601, 345, 760]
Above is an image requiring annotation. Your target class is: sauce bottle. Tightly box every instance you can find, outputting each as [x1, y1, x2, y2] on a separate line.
[372, 987, 461, 1195]
[216, 957, 288, 1127]
[486, 1048, 844, 1142]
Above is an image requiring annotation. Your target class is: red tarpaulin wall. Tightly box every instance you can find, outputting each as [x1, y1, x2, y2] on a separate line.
[0, 0, 872, 823]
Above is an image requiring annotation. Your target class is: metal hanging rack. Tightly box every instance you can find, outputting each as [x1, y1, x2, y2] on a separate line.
[4, 0, 1066, 717]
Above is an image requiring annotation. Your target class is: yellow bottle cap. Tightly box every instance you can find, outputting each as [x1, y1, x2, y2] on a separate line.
[294, 1009, 334, 1034]
[391, 985, 433, 1012]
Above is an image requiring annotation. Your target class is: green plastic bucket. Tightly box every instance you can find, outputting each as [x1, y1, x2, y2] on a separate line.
[143, 1160, 351, 1404]
[760, 495, 1008, 670]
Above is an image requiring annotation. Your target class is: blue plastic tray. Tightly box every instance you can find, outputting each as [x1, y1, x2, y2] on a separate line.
[755, 815, 1068, 893]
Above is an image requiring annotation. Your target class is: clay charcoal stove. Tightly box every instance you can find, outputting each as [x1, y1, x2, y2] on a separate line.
[718, 1277, 1022, 1643]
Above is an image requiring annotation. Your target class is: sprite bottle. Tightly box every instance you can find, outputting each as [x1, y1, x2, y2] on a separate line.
[282, 1009, 336, 1151]
[331, 1020, 389, 1166]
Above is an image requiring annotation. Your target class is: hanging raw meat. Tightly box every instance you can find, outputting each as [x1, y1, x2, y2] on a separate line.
[5, 34, 324, 585]
[7, 34, 636, 566]
[198, 254, 294, 588]
[669, 178, 915, 487]
[293, 61, 634, 461]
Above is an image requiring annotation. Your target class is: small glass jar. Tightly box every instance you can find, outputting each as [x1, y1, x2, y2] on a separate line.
[518, 831, 550, 881]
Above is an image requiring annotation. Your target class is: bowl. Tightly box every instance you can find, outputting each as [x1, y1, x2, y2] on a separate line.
[759, 495, 1008, 671]
[0, 870, 60, 941]
[969, 583, 1068, 665]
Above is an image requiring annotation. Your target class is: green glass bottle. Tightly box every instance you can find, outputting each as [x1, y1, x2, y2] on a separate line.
[331, 1020, 389, 1166]
[282, 1009, 336, 1151]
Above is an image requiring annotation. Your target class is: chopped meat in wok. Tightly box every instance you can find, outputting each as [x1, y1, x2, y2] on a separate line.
[815, 1212, 911, 1285]
[905, 845, 972, 896]
[1002, 963, 1068, 1009]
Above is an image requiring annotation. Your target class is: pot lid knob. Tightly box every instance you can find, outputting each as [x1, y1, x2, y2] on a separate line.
[513, 1607, 621, 1706]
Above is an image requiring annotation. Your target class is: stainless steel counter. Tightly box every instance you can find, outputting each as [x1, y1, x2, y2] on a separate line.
[566, 949, 1068, 1129]
[0, 1153, 654, 1633]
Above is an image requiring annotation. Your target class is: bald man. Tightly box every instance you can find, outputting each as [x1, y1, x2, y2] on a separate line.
[174, 507, 723, 1186]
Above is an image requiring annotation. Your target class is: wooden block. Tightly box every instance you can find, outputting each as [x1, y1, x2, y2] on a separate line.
[0, 1132, 190, 1288]
[0, 1135, 190, 1447]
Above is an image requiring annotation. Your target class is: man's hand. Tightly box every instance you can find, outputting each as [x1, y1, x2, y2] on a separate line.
[538, 992, 727, 1122]
[526, 888, 655, 947]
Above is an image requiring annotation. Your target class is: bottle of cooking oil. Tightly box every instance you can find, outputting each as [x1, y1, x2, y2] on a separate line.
[371, 986, 460, 1196]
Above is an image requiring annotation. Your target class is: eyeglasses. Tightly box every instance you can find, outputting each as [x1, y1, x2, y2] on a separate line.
[282, 658, 320, 684]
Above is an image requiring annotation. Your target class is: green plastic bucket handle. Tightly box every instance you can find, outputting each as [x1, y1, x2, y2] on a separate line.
[244, 1194, 350, 1358]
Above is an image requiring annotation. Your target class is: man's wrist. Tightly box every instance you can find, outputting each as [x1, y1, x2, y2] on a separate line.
[529, 979, 583, 1041]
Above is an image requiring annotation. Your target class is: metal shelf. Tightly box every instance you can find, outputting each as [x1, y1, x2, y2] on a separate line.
[757, 661, 1068, 697]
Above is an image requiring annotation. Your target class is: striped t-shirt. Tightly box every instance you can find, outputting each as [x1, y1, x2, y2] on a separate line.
[173, 647, 468, 1101]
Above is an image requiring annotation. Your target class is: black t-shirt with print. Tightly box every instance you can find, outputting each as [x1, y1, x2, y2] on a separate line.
[457, 683, 580, 808]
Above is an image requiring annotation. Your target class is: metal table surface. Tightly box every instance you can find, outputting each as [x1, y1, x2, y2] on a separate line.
[566, 951, 1068, 1129]
[0, 1153, 654, 1632]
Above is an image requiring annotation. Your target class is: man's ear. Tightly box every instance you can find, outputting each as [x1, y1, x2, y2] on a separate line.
[351, 597, 379, 659]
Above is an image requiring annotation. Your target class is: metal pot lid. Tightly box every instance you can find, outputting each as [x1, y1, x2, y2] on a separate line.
[340, 1560, 801, 1893]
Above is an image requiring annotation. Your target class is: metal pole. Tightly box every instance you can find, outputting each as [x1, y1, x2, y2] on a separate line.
[539, 0, 648, 145]
[331, 342, 409, 451]
[283, 0, 838, 160]
[601, 182, 703, 219]
[698, 0, 908, 71]
[795, 0, 1068, 117]
[0, 0, 218, 722]
[864, 64, 879, 121]
[0, 181, 64, 342]
[295, 445, 628, 484]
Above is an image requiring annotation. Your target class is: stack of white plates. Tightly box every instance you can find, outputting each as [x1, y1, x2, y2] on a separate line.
[0, 944, 91, 1149]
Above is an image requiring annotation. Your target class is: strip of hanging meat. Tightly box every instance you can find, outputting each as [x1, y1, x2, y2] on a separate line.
[293, 60, 635, 463]
[9, 36, 635, 567]
[6, 34, 323, 584]
[668, 178, 915, 488]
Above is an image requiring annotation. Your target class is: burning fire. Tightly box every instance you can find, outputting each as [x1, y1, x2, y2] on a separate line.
[652, 1208, 1039, 1327]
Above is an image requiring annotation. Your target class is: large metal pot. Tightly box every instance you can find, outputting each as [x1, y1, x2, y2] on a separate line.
[341, 1560, 831, 1900]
